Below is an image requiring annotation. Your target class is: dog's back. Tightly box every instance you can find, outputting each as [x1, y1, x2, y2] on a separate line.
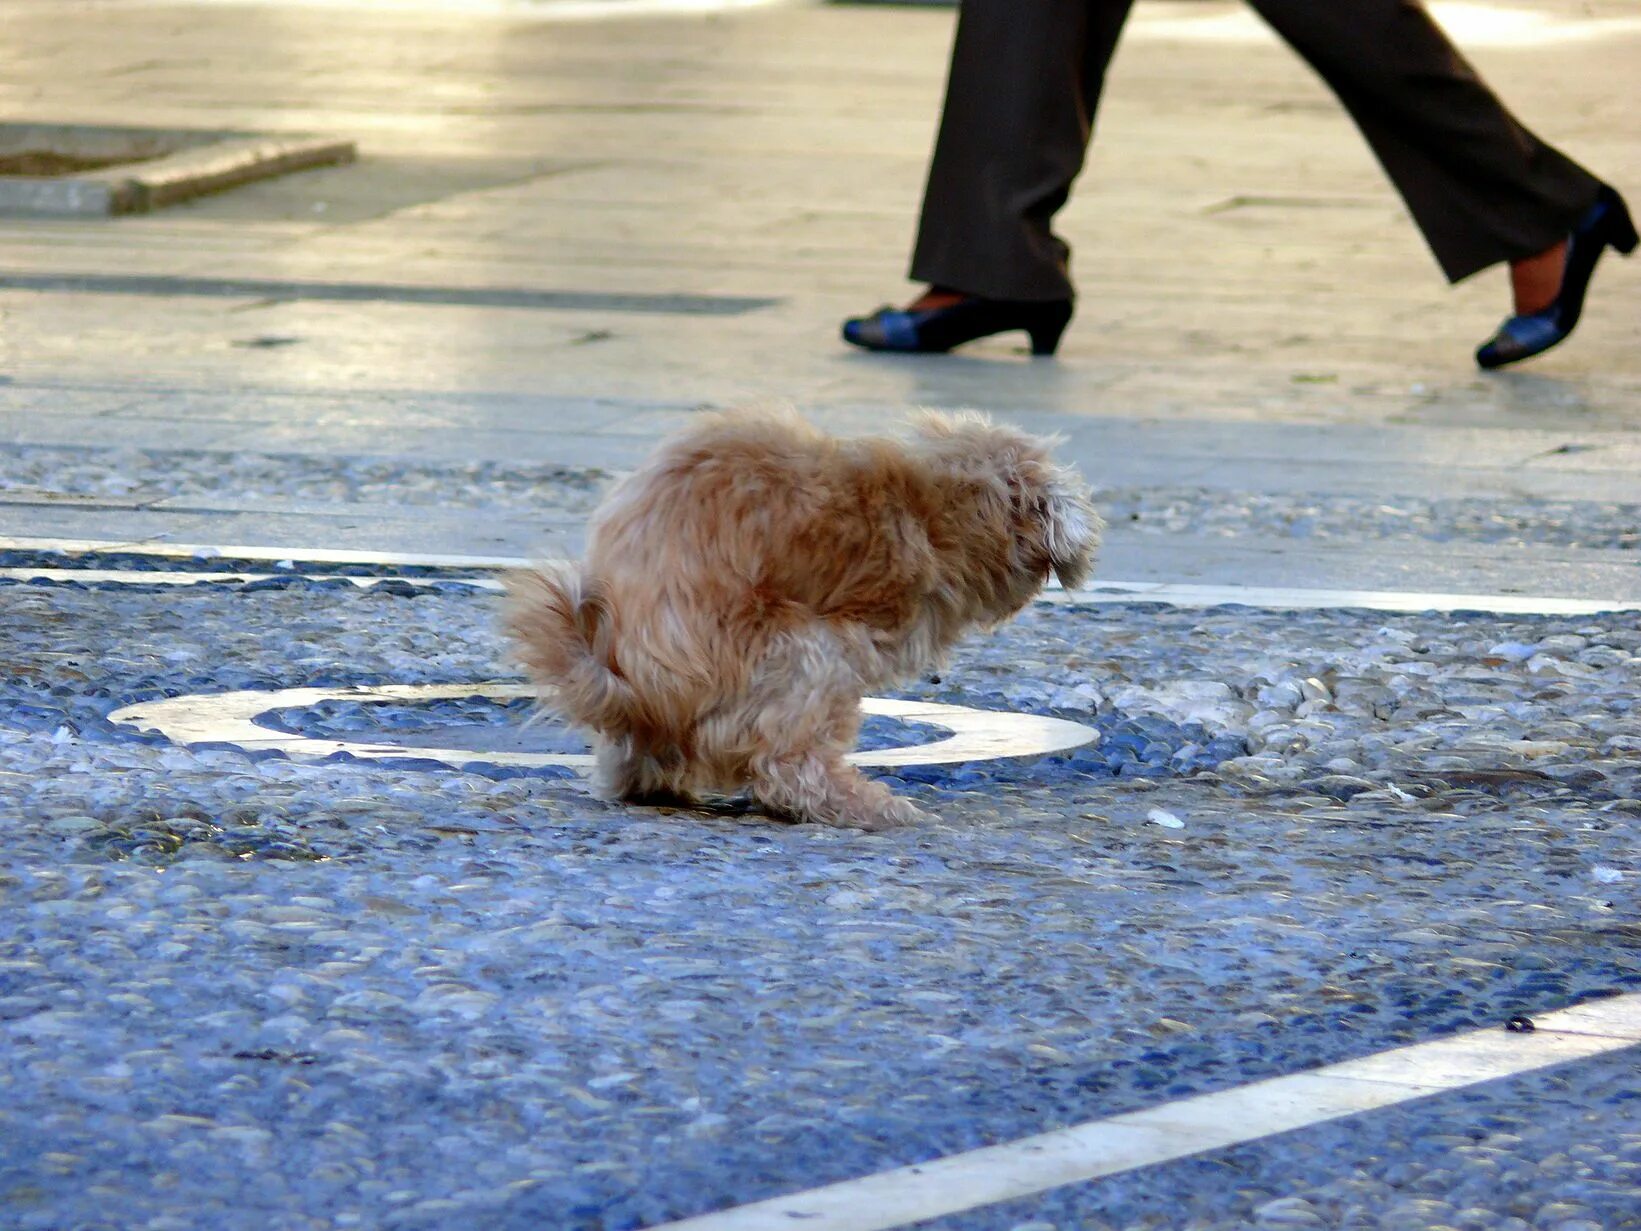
[592, 408, 937, 627]
[508, 414, 795, 789]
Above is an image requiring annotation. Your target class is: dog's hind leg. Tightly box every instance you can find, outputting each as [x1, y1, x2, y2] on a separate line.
[592, 734, 646, 800]
[593, 735, 700, 807]
[732, 644, 931, 829]
[749, 748, 929, 831]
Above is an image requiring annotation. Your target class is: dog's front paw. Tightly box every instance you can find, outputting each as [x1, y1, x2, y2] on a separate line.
[845, 794, 933, 831]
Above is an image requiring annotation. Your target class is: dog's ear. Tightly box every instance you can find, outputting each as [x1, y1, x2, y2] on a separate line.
[1039, 467, 1102, 591]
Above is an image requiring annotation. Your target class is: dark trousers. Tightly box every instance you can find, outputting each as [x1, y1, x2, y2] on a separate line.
[910, 0, 1604, 300]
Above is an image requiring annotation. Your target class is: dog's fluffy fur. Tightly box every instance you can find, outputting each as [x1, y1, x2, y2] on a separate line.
[506, 408, 1100, 829]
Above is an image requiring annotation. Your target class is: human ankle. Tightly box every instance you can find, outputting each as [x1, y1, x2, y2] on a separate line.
[1511, 239, 1567, 315]
[907, 286, 968, 311]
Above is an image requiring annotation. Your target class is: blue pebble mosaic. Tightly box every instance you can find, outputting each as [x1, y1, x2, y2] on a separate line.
[259, 696, 952, 757]
[2, 558, 1639, 1231]
[0, 558, 1246, 791]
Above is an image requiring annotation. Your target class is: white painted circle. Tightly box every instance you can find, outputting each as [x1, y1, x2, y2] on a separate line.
[106, 683, 1097, 771]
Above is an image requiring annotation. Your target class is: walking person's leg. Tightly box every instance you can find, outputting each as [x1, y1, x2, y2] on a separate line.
[843, 0, 1136, 354]
[909, 0, 1134, 301]
[1248, 0, 1634, 367]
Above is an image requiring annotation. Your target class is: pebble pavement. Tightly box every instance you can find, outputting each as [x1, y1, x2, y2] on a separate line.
[0, 443, 610, 517]
[2, 554, 1638, 1231]
[7, 442, 1641, 552]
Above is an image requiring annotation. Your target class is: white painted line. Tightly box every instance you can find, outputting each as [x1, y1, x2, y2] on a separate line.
[6, 536, 1637, 615]
[1051, 580, 1641, 616]
[0, 535, 529, 570]
[0, 568, 505, 591]
[106, 685, 1098, 770]
[648, 993, 1641, 1231]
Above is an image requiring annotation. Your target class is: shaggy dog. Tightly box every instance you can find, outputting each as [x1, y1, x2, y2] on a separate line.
[506, 408, 1100, 830]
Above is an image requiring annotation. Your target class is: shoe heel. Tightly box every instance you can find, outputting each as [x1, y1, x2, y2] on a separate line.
[1027, 304, 1073, 356]
[1610, 202, 1638, 255]
[1597, 185, 1638, 255]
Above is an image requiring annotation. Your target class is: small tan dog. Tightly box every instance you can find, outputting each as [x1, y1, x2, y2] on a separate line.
[506, 408, 1100, 829]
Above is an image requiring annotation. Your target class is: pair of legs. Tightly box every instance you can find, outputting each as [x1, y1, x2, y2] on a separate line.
[592, 713, 925, 830]
[591, 641, 929, 832]
[846, 0, 1630, 363]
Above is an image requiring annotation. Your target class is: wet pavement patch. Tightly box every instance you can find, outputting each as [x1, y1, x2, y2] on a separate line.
[76, 815, 332, 865]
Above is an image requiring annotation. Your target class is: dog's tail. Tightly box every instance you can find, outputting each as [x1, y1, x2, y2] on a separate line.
[505, 562, 638, 733]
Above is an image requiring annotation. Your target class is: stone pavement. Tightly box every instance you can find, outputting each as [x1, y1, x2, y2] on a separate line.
[1, 2, 1639, 1229]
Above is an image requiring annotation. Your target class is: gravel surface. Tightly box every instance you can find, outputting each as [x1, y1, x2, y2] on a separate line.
[1102, 488, 1641, 551]
[6, 442, 1640, 552]
[2, 574, 1637, 1231]
[0, 443, 609, 515]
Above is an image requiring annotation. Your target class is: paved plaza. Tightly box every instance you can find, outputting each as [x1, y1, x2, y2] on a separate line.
[1, 1, 1639, 1229]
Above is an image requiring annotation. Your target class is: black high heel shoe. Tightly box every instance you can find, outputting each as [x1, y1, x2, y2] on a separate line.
[842, 295, 1074, 356]
[1476, 185, 1637, 370]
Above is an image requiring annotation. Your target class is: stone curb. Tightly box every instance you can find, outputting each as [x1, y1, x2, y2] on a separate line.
[0, 128, 356, 216]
